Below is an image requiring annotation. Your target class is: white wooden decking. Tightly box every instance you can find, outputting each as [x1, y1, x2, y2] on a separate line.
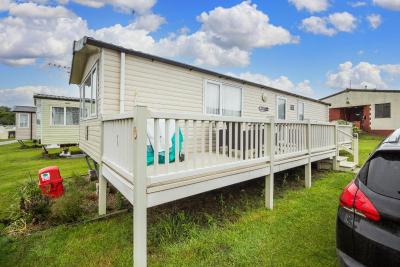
[98, 106, 357, 267]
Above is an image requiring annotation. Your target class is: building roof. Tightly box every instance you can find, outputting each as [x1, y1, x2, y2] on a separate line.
[33, 93, 80, 102]
[70, 36, 330, 106]
[12, 106, 36, 113]
[320, 88, 400, 101]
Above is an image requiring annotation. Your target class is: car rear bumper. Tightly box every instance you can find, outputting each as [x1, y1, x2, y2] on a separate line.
[337, 249, 365, 267]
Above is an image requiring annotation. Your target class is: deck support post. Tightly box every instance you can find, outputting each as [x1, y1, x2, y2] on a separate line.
[98, 165, 107, 215]
[332, 122, 339, 171]
[353, 133, 359, 166]
[265, 119, 275, 209]
[305, 120, 312, 188]
[132, 106, 149, 267]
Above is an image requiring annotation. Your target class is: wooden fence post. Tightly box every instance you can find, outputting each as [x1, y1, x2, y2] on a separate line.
[305, 120, 312, 188]
[265, 118, 275, 209]
[132, 106, 148, 267]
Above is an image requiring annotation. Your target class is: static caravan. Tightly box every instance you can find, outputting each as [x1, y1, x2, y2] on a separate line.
[69, 37, 357, 266]
[33, 94, 80, 146]
[12, 106, 36, 141]
[321, 88, 400, 136]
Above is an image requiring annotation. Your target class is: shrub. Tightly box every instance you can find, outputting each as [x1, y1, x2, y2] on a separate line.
[18, 177, 51, 223]
[50, 187, 84, 223]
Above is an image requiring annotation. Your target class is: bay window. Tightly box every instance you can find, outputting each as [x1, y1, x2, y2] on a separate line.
[81, 65, 98, 119]
[204, 81, 242, 117]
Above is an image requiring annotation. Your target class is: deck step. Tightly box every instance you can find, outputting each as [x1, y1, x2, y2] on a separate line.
[339, 161, 357, 172]
[336, 156, 348, 162]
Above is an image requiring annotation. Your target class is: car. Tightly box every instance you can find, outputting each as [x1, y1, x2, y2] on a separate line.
[336, 129, 400, 267]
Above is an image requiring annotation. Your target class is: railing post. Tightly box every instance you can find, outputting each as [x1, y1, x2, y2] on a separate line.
[353, 133, 359, 166]
[305, 120, 312, 188]
[99, 120, 107, 215]
[265, 118, 275, 210]
[333, 122, 339, 171]
[132, 106, 148, 267]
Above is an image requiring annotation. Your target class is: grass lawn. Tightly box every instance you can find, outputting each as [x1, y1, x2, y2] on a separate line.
[0, 134, 379, 266]
[0, 142, 87, 220]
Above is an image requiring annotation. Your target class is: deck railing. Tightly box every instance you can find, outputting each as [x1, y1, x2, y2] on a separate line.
[336, 124, 358, 165]
[101, 107, 347, 184]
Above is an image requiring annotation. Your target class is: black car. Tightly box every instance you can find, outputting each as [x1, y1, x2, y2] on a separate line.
[336, 129, 400, 267]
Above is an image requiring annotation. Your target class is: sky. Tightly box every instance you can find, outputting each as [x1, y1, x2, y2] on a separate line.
[0, 0, 400, 107]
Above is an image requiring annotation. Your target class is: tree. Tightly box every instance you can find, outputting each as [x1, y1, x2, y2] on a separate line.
[0, 106, 15, 125]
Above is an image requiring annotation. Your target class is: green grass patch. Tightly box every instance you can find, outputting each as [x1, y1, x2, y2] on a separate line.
[0, 141, 87, 220]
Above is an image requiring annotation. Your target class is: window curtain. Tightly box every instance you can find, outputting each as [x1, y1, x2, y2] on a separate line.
[66, 107, 79, 125]
[52, 107, 64, 125]
[91, 69, 97, 115]
[205, 82, 220, 115]
[222, 85, 241, 116]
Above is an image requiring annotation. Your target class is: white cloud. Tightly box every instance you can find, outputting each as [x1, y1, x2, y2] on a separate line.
[61, 0, 157, 14]
[0, 0, 11, 11]
[133, 13, 165, 31]
[289, 0, 330, 13]
[349, 1, 367, 7]
[197, 1, 298, 50]
[328, 12, 357, 32]
[0, 3, 89, 66]
[367, 14, 382, 29]
[227, 71, 314, 96]
[301, 16, 336, 36]
[0, 1, 297, 68]
[326, 61, 400, 89]
[373, 0, 400, 11]
[0, 85, 78, 107]
[301, 12, 357, 36]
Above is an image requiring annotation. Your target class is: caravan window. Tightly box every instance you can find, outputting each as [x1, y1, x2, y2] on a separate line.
[298, 102, 305, 120]
[19, 113, 29, 128]
[52, 107, 65, 125]
[81, 65, 98, 119]
[205, 81, 242, 117]
[277, 97, 286, 120]
[66, 107, 80, 125]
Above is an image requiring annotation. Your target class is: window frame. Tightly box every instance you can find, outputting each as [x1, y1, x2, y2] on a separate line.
[18, 113, 29, 128]
[203, 79, 243, 117]
[80, 63, 98, 120]
[276, 96, 287, 121]
[50, 106, 80, 126]
[375, 103, 391, 119]
[297, 101, 305, 121]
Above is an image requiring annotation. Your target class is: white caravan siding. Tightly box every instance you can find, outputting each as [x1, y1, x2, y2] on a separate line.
[323, 90, 400, 130]
[102, 48, 328, 120]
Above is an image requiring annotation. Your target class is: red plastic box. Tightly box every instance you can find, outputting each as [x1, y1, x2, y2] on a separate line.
[38, 166, 64, 198]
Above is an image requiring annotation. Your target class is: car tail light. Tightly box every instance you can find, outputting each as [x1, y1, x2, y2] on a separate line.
[340, 181, 380, 221]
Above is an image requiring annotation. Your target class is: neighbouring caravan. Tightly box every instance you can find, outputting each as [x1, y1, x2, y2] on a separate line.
[12, 106, 36, 141]
[69, 37, 358, 267]
[320, 88, 400, 136]
[33, 94, 80, 146]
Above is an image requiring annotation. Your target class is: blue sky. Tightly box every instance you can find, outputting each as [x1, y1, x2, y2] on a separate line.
[0, 0, 400, 107]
